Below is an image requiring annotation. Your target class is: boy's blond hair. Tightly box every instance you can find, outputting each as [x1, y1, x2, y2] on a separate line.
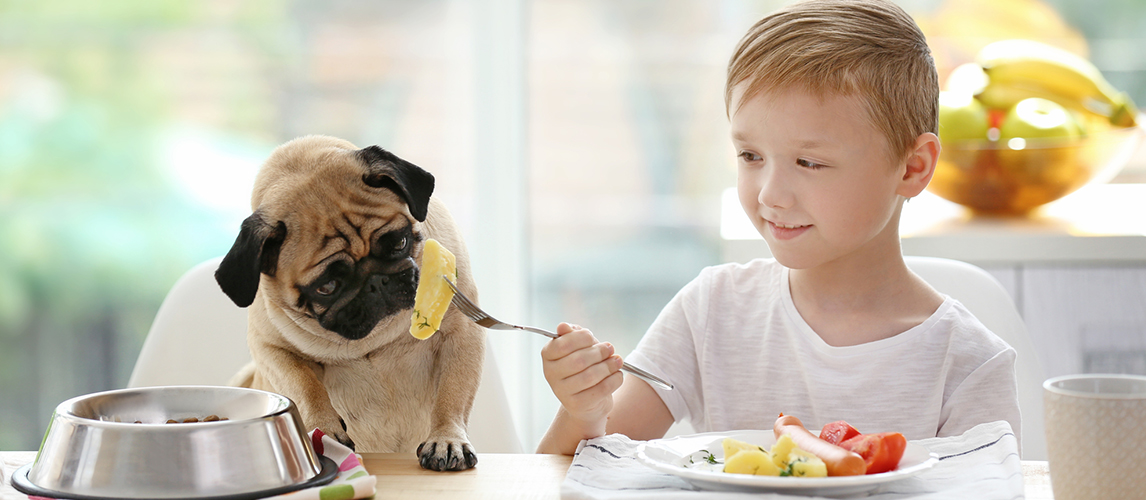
[726, 0, 938, 162]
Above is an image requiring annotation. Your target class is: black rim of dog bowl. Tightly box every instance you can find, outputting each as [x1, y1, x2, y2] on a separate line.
[12, 455, 338, 500]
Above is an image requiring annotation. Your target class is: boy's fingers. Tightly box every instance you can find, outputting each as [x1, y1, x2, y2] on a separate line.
[565, 354, 623, 393]
[556, 322, 575, 335]
[558, 342, 615, 374]
[569, 369, 624, 406]
[540, 329, 598, 361]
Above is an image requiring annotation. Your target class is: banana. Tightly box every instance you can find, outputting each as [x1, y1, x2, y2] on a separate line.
[976, 79, 1104, 114]
[974, 39, 1137, 127]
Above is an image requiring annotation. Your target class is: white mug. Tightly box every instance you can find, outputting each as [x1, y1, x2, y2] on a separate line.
[1044, 374, 1146, 500]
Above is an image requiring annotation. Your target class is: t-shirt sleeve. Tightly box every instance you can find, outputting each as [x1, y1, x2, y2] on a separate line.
[937, 345, 1022, 449]
[626, 269, 710, 427]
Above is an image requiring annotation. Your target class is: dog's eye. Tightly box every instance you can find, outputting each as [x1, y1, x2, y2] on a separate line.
[315, 280, 338, 296]
[392, 237, 408, 254]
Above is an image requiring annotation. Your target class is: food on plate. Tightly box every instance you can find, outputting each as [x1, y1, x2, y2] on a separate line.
[722, 436, 764, 460]
[718, 434, 826, 477]
[819, 420, 861, 446]
[809, 417, 908, 475]
[723, 447, 780, 476]
[410, 238, 457, 340]
[838, 432, 907, 475]
[681, 416, 909, 479]
[774, 414, 866, 476]
[770, 435, 828, 477]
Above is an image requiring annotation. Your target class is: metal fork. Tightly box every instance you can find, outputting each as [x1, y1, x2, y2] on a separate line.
[442, 276, 674, 391]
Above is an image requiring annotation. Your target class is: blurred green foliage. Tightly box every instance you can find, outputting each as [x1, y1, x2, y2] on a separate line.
[0, 0, 283, 450]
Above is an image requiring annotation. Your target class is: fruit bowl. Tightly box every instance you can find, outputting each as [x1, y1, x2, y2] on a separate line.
[929, 118, 1144, 216]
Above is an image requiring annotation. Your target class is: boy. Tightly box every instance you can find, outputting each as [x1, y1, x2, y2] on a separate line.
[536, 0, 1020, 456]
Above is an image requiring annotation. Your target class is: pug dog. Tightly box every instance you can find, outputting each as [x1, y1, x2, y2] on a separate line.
[214, 135, 485, 471]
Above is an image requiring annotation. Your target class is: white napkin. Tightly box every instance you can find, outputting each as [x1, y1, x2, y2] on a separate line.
[561, 420, 1022, 500]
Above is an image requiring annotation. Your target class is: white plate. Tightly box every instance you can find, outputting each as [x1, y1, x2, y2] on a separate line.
[636, 430, 938, 497]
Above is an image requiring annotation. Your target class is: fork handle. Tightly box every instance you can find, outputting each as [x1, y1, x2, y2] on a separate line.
[517, 325, 674, 391]
[519, 325, 559, 339]
[620, 362, 675, 391]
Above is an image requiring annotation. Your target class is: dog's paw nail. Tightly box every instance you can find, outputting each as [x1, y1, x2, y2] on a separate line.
[418, 442, 438, 470]
[464, 448, 478, 469]
[448, 456, 459, 470]
[417, 442, 426, 455]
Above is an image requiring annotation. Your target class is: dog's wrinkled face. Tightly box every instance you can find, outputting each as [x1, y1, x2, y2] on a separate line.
[294, 224, 421, 340]
[215, 136, 436, 343]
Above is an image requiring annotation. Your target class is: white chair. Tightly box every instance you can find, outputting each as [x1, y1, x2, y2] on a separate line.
[128, 256, 523, 453]
[906, 255, 1046, 460]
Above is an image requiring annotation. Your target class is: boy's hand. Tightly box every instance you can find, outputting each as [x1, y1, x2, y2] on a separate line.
[541, 323, 625, 427]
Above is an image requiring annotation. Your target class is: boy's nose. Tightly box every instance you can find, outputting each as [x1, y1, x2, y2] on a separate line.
[757, 165, 794, 209]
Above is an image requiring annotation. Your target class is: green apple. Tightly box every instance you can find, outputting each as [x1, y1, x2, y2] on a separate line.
[998, 97, 1081, 140]
[938, 91, 990, 141]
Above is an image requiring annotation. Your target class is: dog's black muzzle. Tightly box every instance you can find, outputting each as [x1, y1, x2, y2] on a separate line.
[320, 258, 418, 340]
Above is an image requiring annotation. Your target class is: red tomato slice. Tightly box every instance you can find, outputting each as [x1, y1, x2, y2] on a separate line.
[839, 432, 907, 474]
[819, 420, 861, 446]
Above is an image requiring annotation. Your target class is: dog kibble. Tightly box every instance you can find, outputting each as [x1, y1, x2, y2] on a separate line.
[149, 416, 228, 424]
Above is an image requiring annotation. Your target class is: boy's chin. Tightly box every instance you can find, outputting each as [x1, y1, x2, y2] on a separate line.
[763, 244, 812, 269]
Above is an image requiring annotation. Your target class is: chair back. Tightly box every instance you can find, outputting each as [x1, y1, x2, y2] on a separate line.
[129, 256, 523, 453]
[906, 256, 1046, 460]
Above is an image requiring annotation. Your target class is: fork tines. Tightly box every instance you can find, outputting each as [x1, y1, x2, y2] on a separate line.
[442, 276, 486, 322]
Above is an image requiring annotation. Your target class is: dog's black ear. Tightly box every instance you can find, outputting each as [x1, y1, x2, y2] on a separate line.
[359, 145, 435, 222]
[215, 212, 287, 308]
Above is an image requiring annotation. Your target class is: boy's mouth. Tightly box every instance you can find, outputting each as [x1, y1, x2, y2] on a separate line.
[765, 219, 811, 240]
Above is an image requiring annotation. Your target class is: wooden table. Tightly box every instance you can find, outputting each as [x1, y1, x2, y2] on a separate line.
[1, 451, 1054, 499]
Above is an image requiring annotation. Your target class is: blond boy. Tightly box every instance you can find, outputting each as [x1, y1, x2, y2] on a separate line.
[537, 0, 1020, 456]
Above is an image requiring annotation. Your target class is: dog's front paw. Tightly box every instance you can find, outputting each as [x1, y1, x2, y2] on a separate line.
[316, 417, 355, 451]
[417, 438, 477, 471]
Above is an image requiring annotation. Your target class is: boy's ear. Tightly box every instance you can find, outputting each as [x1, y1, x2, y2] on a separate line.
[896, 132, 940, 198]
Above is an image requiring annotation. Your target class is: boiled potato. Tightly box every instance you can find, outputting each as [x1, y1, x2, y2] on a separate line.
[410, 239, 457, 340]
[722, 437, 764, 461]
[723, 449, 781, 476]
[770, 434, 797, 469]
[718, 434, 826, 478]
[786, 448, 828, 477]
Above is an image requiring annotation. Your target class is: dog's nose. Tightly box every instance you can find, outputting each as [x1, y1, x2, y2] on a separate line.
[366, 274, 386, 295]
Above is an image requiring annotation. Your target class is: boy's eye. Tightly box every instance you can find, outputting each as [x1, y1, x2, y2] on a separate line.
[796, 158, 826, 170]
[738, 151, 762, 162]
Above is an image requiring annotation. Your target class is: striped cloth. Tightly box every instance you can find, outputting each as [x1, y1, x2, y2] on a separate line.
[562, 420, 1022, 500]
[267, 429, 376, 500]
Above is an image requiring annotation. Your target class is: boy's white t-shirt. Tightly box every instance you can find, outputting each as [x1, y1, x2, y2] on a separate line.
[627, 258, 1021, 444]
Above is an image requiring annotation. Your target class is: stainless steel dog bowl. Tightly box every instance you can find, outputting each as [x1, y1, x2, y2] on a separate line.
[12, 386, 337, 500]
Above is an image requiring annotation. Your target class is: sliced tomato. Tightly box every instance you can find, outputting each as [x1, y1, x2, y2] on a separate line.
[819, 420, 861, 446]
[839, 432, 907, 475]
